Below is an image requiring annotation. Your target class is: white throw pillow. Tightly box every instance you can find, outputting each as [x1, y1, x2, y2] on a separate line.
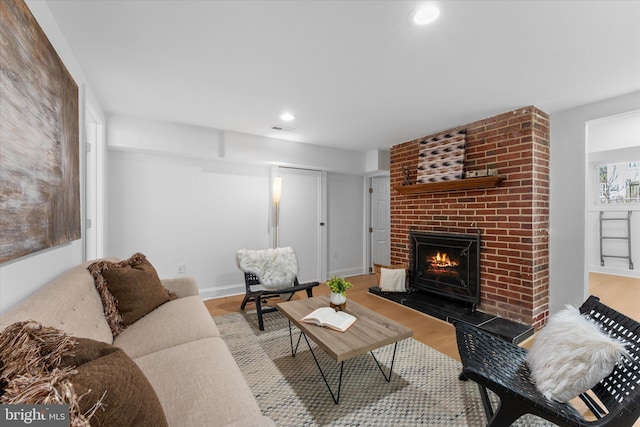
[380, 267, 406, 292]
[526, 305, 627, 402]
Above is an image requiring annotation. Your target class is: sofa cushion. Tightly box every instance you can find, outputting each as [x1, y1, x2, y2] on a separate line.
[161, 276, 200, 298]
[0, 261, 114, 344]
[134, 337, 275, 427]
[114, 295, 220, 359]
[61, 338, 169, 427]
[88, 253, 176, 337]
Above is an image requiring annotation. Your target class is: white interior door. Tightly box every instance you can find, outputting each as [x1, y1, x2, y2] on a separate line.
[278, 167, 322, 283]
[371, 175, 390, 267]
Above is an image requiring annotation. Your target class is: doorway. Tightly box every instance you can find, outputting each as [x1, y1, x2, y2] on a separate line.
[276, 167, 325, 283]
[370, 175, 390, 268]
[585, 110, 640, 280]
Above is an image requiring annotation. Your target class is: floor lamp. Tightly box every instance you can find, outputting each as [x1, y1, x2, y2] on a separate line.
[273, 176, 282, 248]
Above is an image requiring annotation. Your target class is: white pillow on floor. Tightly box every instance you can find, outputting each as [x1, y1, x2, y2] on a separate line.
[526, 305, 627, 402]
[380, 267, 406, 292]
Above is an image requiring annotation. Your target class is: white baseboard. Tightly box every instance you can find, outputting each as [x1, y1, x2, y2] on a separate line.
[199, 284, 245, 300]
[328, 267, 366, 278]
[199, 269, 370, 301]
[589, 265, 640, 279]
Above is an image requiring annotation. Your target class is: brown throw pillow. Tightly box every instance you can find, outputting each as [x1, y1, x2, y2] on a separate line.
[4, 323, 109, 425]
[88, 253, 177, 337]
[0, 322, 168, 427]
[0, 321, 81, 416]
[60, 338, 169, 427]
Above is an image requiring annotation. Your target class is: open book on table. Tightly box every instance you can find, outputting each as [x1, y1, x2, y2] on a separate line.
[300, 307, 357, 332]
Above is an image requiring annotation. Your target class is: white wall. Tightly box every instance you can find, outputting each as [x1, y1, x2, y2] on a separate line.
[0, 1, 105, 313]
[365, 149, 390, 172]
[549, 91, 640, 314]
[327, 173, 365, 277]
[589, 111, 640, 152]
[107, 115, 372, 299]
[108, 149, 270, 297]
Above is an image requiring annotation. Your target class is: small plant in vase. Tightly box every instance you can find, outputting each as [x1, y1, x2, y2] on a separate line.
[326, 276, 352, 311]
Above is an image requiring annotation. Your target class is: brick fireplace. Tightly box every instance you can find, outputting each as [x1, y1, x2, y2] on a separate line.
[390, 106, 550, 328]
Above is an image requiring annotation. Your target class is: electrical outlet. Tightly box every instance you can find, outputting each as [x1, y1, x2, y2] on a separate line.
[178, 263, 186, 274]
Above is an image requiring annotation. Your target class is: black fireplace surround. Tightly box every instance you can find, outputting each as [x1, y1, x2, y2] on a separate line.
[409, 230, 481, 309]
[369, 230, 533, 343]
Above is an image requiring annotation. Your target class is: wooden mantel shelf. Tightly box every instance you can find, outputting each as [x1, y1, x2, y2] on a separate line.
[394, 176, 504, 195]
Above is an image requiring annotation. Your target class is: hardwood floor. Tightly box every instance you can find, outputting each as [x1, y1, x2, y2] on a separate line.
[205, 274, 459, 359]
[205, 272, 640, 362]
[205, 272, 640, 425]
[588, 272, 640, 320]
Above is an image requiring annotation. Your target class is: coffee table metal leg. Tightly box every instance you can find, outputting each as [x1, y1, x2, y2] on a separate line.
[287, 320, 304, 357]
[370, 341, 398, 382]
[300, 332, 344, 404]
[286, 324, 402, 405]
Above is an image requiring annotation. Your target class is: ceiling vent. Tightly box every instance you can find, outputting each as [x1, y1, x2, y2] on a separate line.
[271, 125, 295, 132]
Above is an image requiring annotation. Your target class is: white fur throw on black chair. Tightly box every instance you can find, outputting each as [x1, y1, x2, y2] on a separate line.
[236, 247, 299, 290]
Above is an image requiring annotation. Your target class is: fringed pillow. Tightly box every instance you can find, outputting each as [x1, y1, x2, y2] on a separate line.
[0, 321, 169, 427]
[88, 253, 177, 337]
[0, 321, 102, 426]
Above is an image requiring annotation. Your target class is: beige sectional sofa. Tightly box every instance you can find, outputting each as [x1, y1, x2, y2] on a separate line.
[0, 259, 274, 427]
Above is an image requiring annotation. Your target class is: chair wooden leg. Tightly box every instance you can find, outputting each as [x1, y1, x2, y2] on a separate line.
[487, 403, 525, 427]
[483, 388, 525, 427]
[240, 294, 252, 310]
[255, 294, 265, 331]
[478, 384, 494, 421]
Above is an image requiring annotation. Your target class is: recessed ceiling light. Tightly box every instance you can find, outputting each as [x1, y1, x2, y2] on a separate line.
[279, 112, 295, 122]
[412, 5, 440, 25]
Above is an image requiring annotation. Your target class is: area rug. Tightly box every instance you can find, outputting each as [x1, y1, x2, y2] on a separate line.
[215, 310, 554, 426]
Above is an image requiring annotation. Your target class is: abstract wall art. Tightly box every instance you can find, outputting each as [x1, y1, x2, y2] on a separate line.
[416, 129, 467, 183]
[0, 0, 80, 264]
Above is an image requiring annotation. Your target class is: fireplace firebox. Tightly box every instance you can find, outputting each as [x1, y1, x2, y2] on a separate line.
[409, 231, 481, 310]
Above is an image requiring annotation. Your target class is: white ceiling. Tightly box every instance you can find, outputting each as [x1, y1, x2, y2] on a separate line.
[45, 0, 640, 152]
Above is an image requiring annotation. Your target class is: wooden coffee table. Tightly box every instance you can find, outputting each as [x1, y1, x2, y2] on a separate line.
[277, 295, 413, 404]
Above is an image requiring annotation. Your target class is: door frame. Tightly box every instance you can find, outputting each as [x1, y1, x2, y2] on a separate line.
[83, 95, 106, 261]
[366, 172, 390, 273]
[270, 166, 327, 282]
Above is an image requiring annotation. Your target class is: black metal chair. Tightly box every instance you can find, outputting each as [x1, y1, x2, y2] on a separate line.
[455, 295, 640, 427]
[240, 272, 319, 331]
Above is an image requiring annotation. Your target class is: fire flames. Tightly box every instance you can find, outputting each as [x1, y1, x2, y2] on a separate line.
[428, 251, 459, 270]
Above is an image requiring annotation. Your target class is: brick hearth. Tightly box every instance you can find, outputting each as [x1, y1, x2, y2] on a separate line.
[390, 106, 550, 328]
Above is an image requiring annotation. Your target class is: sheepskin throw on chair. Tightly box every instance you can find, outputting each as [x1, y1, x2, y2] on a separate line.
[236, 247, 299, 290]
